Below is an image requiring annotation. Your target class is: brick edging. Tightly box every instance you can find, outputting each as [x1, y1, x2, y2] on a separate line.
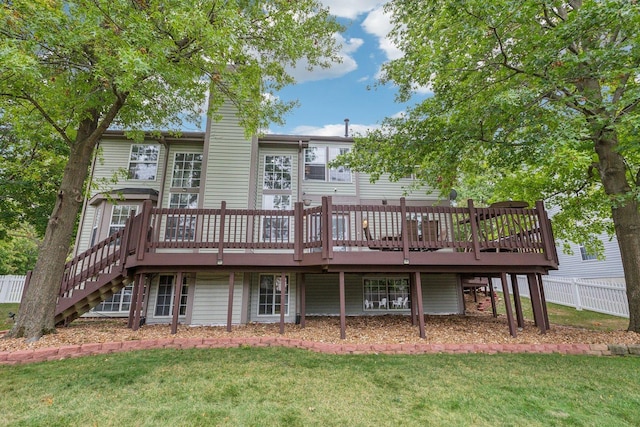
[1, 338, 639, 365]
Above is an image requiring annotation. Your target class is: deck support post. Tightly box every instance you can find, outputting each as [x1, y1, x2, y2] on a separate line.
[128, 273, 141, 329]
[132, 273, 146, 331]
[527, 273, 547, 334]
[500, 272, 517, 337]
[488, 277, 498, 318]
[171, 272, 183, 334]
[410, 273, 417, 326]
[279, 272, 286, 334]
[414, 272, 426, 339]
[298, 273, 306, 328]
[538, 273, 550, 330]
[226, 272, 235, 332]
[339, 271, 346, 339]
[510, 273, 525, 328]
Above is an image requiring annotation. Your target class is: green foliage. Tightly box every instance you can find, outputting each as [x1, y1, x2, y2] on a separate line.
[1, 347, 640, 426]
[0, 224, 39, 275]
[343, 0, 640, 249]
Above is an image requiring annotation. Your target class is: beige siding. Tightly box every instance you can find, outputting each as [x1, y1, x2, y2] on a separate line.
[304, 273, 462, 315]
[204, 102, 253, 208]
[358, 173, 438, 203]
[190, 273, 244, 325]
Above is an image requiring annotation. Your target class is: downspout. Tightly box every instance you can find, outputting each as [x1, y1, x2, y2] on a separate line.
[156, 135, 169, 208]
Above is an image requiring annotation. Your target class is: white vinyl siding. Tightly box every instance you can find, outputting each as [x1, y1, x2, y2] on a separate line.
[551, 236, 624, 279]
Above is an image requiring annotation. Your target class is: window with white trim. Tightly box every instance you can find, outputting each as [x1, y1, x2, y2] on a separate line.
[128, 144, 159, 180]
[579, 246, 598, 261]
[363, 277, 410, 311]
[154, 275, 189, 317]
[262, 195, 291, 242]
[94, 284, 134, 313]
[165, 193, 198, 240]
[263, 155, 292, 190]
[304, 146, 351, 182]
[171, 153, 202, 188]
[109, 205, 137, 236]
[258, 274, 289, 316]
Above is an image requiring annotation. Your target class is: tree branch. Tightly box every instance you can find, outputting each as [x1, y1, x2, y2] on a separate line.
[20, 92, 72, 145]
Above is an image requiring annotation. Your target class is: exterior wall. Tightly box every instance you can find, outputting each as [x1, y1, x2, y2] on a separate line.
[358, 173, 438, 204]
[203, 102, 253, 208]
[551, 235, 624, 280]
[189, 272, 244, 325]
[303, 273, 462, 316]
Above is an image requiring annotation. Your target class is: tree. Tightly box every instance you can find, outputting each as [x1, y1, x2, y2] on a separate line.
[1, 0, 342, 341]
[341, 1, 640, 332]
[0, 224, 39, 275]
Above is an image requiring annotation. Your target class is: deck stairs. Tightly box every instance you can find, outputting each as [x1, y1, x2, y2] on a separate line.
[54, 225, 136, 325]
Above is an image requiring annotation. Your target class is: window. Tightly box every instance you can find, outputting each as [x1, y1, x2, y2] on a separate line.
[171, 153, 202, 188]
[165, 193, 198, 240]
[363, 277, 410, 311]
[154, 275, 189, 317]
[109, 205, 137, 236]
[258, 274, 289, 316]
[308, 214, 347, 242]
[304, 146, 351, 182]
[263, 155, 292, 190]
[128, 144, 159, 180]
[262, 195, 291, 242]
[94, 284, 134, 313]
[580, 246, 598, 261]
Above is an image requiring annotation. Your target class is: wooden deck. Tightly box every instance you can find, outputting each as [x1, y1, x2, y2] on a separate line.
[51, 197, 558, 338]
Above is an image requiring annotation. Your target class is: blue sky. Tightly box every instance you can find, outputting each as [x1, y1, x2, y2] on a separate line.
[268, 1, 431, 137]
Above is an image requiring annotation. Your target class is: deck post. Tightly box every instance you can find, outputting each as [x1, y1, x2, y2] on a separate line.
[510, 273, 525, 328]
[227, 272, 235, 332]
[537, 273, 550, 330]
[536, 201, 556, 262]
[339, 271, 346, 339]
[410, 273, 417, 326]
[136, 200, 153, 261]
[298, 273, 306, 328]
[279, 272, 286, 334]
[467, 199, 481, 260]
[488, 277, 498, 317]
[527, 273, 547, 333]
[414, 272, 426, 339]
[400, 197, 410, 261]
[294, 202, 304, 261]
[132, 273, 146, 331]
[500, 272, 517, 337]
[171, 272, 183, 334]
[128, 273, 140, 329]
[322, 196, 334, 260]
[217, 201, 226, 265]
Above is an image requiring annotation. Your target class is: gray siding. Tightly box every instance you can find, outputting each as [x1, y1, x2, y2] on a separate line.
[190, 273, 244, 325]
[304, 273, 462, 316]
[551, 235, 624, 279]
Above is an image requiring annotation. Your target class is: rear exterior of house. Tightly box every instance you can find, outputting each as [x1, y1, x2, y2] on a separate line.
[55, 101, 557, 338]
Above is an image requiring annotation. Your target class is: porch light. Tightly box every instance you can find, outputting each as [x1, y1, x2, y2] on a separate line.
[303, 198, 312, 206]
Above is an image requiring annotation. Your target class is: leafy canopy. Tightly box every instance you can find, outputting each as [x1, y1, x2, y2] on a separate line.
[341, 0, 640, 250]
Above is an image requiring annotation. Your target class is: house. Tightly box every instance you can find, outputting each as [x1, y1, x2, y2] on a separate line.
[47, 102, 559, 339]
[550, 234, 624, 281]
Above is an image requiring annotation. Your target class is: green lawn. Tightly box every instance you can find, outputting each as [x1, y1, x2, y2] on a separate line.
[0, 303, 19, 331]
[495, 295, 630, 331]
[1, 347, 639, 426]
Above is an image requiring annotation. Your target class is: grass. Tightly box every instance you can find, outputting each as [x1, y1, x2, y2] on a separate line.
[0, 303, 19, 331]
[494, 295, 630, 331]
[1, 347, 639, 426]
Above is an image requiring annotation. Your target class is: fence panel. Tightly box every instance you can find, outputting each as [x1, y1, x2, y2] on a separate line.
[0, 275, 26, 303]
[494, 275, 629, 318]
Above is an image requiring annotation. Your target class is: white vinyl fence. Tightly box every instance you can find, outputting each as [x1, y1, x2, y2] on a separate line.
[493, 275, 629, 318]
[0, 275, 26, 304]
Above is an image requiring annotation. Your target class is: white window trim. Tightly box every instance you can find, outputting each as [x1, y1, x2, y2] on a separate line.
[154, 275, 189, 318]
[363, 276, 410, 311]
[127, 144, 160, 181]
[257, 274, 290, 317]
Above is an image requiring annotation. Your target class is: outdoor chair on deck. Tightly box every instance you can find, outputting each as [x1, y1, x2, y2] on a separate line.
[362, 218, 434, 251]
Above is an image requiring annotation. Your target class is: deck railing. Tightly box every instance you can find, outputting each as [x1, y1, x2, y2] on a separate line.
[127, 197, 556, 263]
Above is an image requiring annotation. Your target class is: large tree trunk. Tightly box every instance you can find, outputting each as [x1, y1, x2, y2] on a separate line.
[594, 131, 640, 332]
[5, 119, 98, 341]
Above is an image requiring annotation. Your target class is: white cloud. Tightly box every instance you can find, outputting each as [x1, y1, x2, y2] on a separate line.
[320, 0, 383, 19]
[287, 121, 381, 137]
[287, 33, 364, 83]
[361, 5, 402, 61]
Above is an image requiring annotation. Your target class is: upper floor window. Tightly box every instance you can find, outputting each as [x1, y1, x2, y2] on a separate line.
[171, 153, 202, 188]
[128, 144, 159, 180]
[264, 155, 292, 190]
[304, 147, 351, 182]
[580, 245, 598, 261]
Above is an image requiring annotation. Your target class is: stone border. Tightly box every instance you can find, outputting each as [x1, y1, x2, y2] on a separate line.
[1, 337, 639, 365]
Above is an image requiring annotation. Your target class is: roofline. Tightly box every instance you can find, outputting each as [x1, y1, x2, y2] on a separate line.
[259, 134, 354, 143]
[102, 129, 206, 143]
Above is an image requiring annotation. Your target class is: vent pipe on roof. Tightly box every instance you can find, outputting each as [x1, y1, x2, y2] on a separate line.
[344, 118, 349, 138]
